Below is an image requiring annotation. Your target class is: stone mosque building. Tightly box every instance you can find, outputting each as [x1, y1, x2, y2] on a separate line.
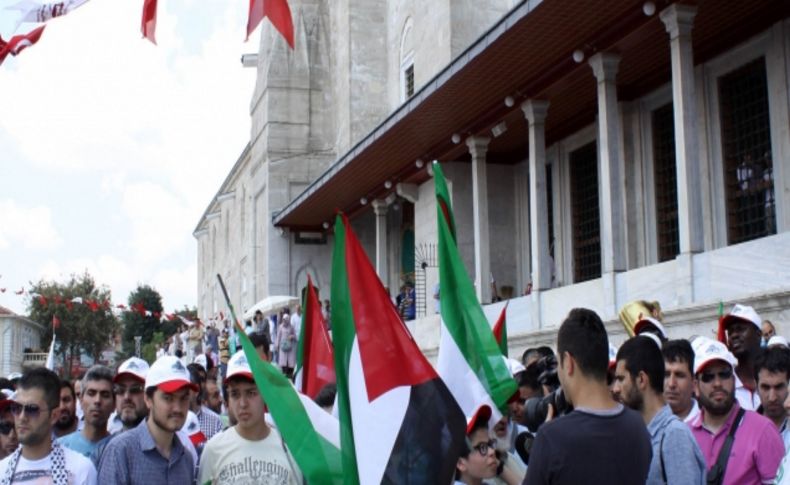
[195, 0, 790, 356]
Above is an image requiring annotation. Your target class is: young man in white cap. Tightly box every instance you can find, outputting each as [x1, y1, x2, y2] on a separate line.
[0, 367, 96, 484]
[96, 356, 198, 484]
[689, 337, 783, 485]
[198, 351, 303, 484]
[720, 304, 764, 410]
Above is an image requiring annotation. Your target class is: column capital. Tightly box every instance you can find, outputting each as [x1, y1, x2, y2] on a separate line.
[589, 52, 621, 83]
[465, 136, 491, 156]
[660, 4, 698, 40]
[371, 199, 388, 216]
[521, 99, 550, 125]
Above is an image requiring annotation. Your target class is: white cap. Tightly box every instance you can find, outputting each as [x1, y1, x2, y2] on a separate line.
[223, 350, 253, 384]
[503, 357, 526, 377]
[722, 304, 762, 332]
[768, 336, 789, 348]
[114, 357, 149, 383]
[466, 404, 492, 435]
[193, 354, 207, 371]
[145, 356, 198, 393]
[7, 373, 21, 381]
[634, 316, 668, 340]
[638, 332, 663, 349]
[180, 410, 206, 446]
[693, 337, 738, 375]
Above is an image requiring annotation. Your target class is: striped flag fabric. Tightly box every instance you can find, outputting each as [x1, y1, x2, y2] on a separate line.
[433, 162, 518, 426]
[1, 0, 89, 35]
[233, 322, 343, 484]
[492, 302, 509, 356]
[331, 212, 465, 485]
[294, 275, 335, 399]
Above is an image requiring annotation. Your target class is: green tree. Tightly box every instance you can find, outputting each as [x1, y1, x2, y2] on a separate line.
[27, 272, 120, 377]
[121, 285, 177, 357]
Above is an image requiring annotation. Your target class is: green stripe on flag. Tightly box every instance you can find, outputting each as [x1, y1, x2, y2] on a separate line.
[236, 328, 343, 484]
[330, 214, 361, 485]
[434, 163, 517, 413]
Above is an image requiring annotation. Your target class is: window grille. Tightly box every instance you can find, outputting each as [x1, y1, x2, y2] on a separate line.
[571, 142, 601, 282]
[719, 57, 775, 244]
[405, 64, 415, 98]
[652, 103, 679, 262]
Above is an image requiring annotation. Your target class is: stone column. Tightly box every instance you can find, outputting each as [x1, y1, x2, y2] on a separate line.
[467, 136, 492, 304]
[661, 4, 704, 256]
[589, 53, 627, 275]
[521, 100, 552, 291]
[372, 199, 389, 284]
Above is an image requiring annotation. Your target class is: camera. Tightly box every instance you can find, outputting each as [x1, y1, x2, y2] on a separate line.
[521, 355, 572, 431]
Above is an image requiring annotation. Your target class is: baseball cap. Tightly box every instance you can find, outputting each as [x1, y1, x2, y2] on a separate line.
[114, 357, 149, 383]
[768, 336, 789, 348]
[193, 354, 207, 371]
[223, 351, 253, 384]
[721, 304, 762, 332]
[466, 404, 492, 435]
[634, 316, 668, 340]
[0, 391, 15, 413]
[504, 357, 526, 377]
[7, 373, 21, 381]
[180, 410, 206, 447]
[145, 356, 199, 393]
[693, 337, 738, 375]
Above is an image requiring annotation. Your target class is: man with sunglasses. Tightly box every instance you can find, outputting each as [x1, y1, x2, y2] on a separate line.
[0, 398, 18, 460]
[106, 357, 149, 434]
[58, 366, 115, 458]
[689, 337, 783, 485]
[0, 367, 96, 484]
[96, 355, 198, 484]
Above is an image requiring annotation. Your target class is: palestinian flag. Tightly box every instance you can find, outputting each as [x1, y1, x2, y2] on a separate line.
[492, 302, 509, 357]
[434, 162, 517, 424]
[294, 275, 336, 399]
[331, 213, 466, 485]
[234, 323, 343, 485]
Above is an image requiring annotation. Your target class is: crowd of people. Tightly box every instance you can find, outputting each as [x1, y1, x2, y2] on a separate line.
[0, 301, 786, 484]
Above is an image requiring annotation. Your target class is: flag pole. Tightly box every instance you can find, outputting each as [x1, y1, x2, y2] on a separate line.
[216, 274, 238, 354]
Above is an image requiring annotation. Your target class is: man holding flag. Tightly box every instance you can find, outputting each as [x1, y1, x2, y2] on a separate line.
[198, 350, 303, 484]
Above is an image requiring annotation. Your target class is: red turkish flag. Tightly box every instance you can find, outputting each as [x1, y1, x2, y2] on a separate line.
[141, 0, 157, 44]
[246, 0, 294, 48]
[38, 295, 48, 307]
[0, 25, 46, 65]
[52, 314, 60, 330]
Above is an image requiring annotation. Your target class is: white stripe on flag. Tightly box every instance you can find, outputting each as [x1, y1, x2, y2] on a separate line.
[349, 338, 410, 485]
[45, 336, 56, 370]
[297, 393, 340, 449]
[437, 319, 502, 425]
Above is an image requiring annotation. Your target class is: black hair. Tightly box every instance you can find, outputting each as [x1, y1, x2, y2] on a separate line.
[81, 365, 115, 395]
[556, 308, 609, 382]
[616, 337, 664, 394]
[60, 379, 75, 400]
[0, 378, 13, 391]
[754, 347, 790, 383]
[314, 383, 337, 409]
[145, 387, 156, 399]
[249, 332, 271, 356]
[521, 346, 555, 366]
[662, 339, 694, 376]
[18, 367, 60, 410]
[519, 363, 542, 392]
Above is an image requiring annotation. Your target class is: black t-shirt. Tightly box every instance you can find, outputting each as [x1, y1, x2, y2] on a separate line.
[523, 404, 652, 485]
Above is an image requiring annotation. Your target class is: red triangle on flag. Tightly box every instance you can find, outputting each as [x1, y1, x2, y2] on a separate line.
[339, 214, 436, 402]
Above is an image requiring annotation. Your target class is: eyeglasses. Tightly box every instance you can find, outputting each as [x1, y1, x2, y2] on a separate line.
[472, 439, 497, 456]
[8, 403, 47, 419]
[700, 368, 733, 383]
[113, 385, 144, 396]
[0, 422, 13, 435]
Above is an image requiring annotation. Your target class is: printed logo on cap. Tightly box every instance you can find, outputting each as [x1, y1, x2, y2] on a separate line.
[171, 360, 186, 372]
[127, 361, 140, 370]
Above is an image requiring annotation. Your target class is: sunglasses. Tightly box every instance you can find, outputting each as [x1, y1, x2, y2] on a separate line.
[0, 422, 13, 435]
[472, 439, 497, 456]
[700, 368, 733, 384]
[9, 403, 48, 419]
[113, 385, 144, 396]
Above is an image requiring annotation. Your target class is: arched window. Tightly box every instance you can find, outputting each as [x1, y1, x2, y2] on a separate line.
[399, 18, 415, 102]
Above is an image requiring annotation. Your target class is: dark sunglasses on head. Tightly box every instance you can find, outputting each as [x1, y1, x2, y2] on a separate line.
[700, 368, 733, 383]
[0, 422, 13, 435]
[9, 403, 47, 419]
[472, 439, 497, 456]
[113, 384, 144, 396]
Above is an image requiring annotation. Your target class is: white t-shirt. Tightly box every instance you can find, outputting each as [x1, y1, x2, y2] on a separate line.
[198, 426, 302, 485]
[0, 447, 97, 484]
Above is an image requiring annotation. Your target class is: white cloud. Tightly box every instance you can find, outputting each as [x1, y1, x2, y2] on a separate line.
[0, 200, 62, 250]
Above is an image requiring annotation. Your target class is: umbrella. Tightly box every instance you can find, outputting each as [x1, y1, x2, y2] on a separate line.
[242, 295, 298, 321]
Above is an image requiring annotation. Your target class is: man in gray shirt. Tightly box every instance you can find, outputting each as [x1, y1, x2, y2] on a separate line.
[97, 356, 198, 484]
[614, 336, 706, 484]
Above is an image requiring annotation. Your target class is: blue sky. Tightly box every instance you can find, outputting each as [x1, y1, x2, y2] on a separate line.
[0, 0, 257, 314]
